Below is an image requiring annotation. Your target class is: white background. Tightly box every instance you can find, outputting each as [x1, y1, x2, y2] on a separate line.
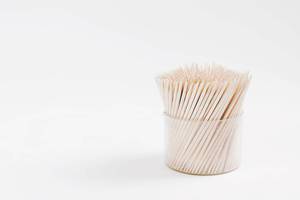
[0, 0, 299, 199]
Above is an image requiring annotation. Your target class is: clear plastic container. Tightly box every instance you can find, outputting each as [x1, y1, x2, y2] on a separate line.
[164, 114, 242, 175]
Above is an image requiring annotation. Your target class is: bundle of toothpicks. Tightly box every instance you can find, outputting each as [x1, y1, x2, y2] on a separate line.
[156, 63, 251, 175]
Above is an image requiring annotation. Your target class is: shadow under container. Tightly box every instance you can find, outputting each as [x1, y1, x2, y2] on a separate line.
[164, 114, 242, 175]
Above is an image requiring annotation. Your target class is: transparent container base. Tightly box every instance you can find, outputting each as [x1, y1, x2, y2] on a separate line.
[164, 114, 242, 175]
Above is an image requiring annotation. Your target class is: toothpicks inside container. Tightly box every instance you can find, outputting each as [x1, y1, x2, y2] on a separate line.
[156, 63, 251, 175]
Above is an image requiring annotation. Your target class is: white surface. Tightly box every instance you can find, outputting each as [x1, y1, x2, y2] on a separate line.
[0, 0, 299, 199]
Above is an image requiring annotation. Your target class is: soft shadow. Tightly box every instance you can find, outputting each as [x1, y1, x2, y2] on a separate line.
[86, 154, 180, 182]
[59, 154, 184, 184]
